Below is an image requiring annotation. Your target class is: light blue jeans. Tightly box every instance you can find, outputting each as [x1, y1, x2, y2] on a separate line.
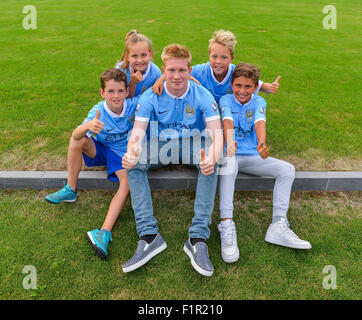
[127, 137, 218, 240]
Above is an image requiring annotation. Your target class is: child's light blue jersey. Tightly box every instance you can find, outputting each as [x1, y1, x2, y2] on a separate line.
[191, 62, 263, 104]
[115, 61, 161, 97]
[220, 93, 266, 156]
[82, 97, 139, 157]
[135, 80, 220, 139]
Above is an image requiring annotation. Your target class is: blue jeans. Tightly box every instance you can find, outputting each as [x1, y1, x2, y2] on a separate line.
[126, 137, 218, 240]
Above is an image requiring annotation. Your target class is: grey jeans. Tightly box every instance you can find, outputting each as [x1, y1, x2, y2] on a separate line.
[218, 155, 295, 219]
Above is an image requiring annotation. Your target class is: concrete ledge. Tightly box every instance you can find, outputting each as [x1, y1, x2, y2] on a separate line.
[0, 170, 361, 191]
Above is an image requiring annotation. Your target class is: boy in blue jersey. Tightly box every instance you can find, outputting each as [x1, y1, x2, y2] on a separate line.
[218, 63, 311, 263]
[115, 30, 161, 97]
[45, 68, 139, 260]
[153, 30, 280, 104]
[122, 44, 224, 277]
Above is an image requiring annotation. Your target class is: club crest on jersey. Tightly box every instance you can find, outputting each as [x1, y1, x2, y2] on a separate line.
[246, 109, 254, 121]
[184, 105, 195, 118]
[211, 101, 218, 112]
[129, 114, 135, 123]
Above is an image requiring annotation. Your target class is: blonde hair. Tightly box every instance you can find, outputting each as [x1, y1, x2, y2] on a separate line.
[161, 43, 192, 67]
[208, 29, 237, 56]
[116, 30, 153, 70]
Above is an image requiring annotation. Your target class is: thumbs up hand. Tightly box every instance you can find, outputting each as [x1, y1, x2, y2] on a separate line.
[199, 149, 215, 175]
[88, 110, 104, 134]
[122, 136, 141, 169]
[130, 67, 143, 85]
[270, 75, 281, 94]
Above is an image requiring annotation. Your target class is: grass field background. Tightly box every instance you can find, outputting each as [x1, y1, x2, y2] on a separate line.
[0, 0, 361, 301]
[0, 190, 361, 300]
[0, 0, 361, 170]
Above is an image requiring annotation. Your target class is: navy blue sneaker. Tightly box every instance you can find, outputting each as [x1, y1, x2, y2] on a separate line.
[87, 229, 112, 259]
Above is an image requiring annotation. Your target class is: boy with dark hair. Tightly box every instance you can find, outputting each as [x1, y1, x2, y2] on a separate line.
[218, 62, 311, 263]
[45, 68, 139, 259]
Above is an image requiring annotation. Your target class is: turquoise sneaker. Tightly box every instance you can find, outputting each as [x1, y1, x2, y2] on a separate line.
[45, 182, 77, 204]
[87, 229, 112, 259]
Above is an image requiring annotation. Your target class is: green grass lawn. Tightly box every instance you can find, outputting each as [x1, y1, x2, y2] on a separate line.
[0, 190, 360, 300]
[0, 0, 361, 170]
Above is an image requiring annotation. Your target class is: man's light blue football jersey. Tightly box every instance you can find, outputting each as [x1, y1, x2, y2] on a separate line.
[191, 62, 263, 104]
[220, 93, 266, 156]
[135, 80, 220, 139]
[115, 61, 161, 97]
[82, 97, 138, 157]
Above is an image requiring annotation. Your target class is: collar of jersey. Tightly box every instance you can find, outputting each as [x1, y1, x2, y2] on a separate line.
[233, 94, 255, 108]
[163, 80, 190, 99]
[104, 100, 127, 118]
[129, 62, 151, 81]
[209, 63, 232, 86]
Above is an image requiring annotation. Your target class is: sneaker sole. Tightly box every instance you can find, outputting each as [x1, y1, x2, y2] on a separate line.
[86, 232, 107, 260]
[265, 235, 312, 250]
[122, 242, 167, 273]
[222, 248, 240, 263]
[183, 244, 213, 277]
[45, 198, 77, 204]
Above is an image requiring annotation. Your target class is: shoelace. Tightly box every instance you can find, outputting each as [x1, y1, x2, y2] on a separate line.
[220, 224, 236, 246]
[281, 222, 300, 239]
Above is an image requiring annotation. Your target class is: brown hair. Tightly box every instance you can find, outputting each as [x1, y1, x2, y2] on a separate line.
[100, 68, 128, 90]
[116, 30, 153, 70]
[161, 43, 192, 67]
[231, 62, 260, 85]
[208, 30, 237, 56]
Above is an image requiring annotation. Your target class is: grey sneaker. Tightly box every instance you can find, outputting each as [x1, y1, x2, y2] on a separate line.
[122, 233, 167, 273]
[183, 239, 213, 277]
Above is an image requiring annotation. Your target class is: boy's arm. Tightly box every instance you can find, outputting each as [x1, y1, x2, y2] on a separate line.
[255, 120, 269, 159]
[152, 74, 200, 96]
[223, 119, 237, 157]
[72, 110, 104, 141]
[260, 76, 281, 94]
[152, 74, 165, 96]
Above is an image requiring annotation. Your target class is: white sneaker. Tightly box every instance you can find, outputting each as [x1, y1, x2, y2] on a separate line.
[265, 218, 312, 249]
[218, 219, 239, 263]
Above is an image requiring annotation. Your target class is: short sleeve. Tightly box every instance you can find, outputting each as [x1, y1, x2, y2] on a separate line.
[219, 95, 233, 122]
[254, 98, 267, 123]
[135, 91, 154, 122]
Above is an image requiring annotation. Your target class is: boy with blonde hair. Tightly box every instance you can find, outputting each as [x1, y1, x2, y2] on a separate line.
[153, 29, 280, 103]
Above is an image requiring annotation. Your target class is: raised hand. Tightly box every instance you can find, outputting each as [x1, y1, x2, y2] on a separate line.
[270, 75, 281, 94]
[122, 136, 140, 169]
[88, 110, 104, 134]
[130, 67, 143, 85]
[199, 149, 215, 175]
